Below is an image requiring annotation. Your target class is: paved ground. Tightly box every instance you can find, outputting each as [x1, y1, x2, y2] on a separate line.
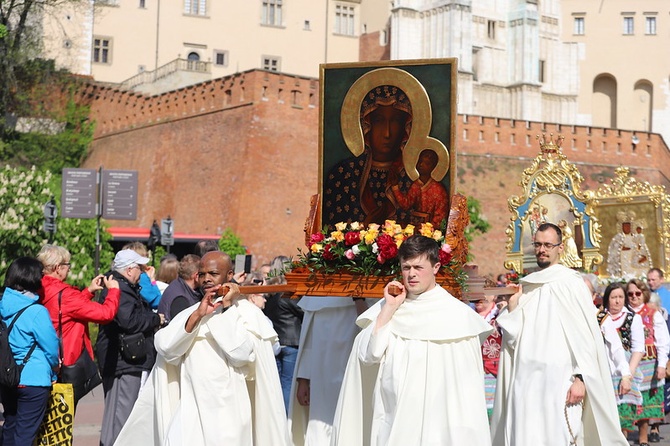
[69, 383, 670, 446]
[5, 384, 670, 445]
[73, 384, 104, 446]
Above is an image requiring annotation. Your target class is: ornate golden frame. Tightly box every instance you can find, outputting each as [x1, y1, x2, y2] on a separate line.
[593, 166, 670, 276]
[504, 135, 603, 273]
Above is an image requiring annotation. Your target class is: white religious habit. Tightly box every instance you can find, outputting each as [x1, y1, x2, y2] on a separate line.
[289, 296, 369, 446]
[491, 264, 629, 446]
[112, 299, 289, 446]
[331, 285, 494, 446]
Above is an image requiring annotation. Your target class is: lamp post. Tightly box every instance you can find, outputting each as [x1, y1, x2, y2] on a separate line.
[43, 196, 57, 243]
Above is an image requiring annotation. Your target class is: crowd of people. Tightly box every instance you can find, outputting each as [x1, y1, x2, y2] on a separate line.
[2, 224, 670, 445]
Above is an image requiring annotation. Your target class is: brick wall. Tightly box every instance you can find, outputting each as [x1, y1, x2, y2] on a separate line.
[80, 70, 670, 274]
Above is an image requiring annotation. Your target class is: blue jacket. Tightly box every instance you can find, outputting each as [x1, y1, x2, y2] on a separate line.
[139, 272, 161, 309]
[0, 288, 59, 386]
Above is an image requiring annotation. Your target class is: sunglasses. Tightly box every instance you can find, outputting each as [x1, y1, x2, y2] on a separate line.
[627, 291, 643, 297]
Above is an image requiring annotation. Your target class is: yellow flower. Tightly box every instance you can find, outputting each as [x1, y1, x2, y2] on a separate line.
[394, 233, 405, 247]
[368, 223, 380, 232]
[311, 243, 323, 253]
[331, 231, 345, 242]
[335, 222, 347, 232]
[350, 222, 362, 231]
[364, 230, 378, 245]
[404, 224, 415, 235]
[432, 230, 443, 241]
[419, 222, 434, 237]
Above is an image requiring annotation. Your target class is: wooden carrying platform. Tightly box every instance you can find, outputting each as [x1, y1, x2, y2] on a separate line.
[283, 193, 472, 299]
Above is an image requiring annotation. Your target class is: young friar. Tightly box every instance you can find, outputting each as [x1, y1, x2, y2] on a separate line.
[331, 235, 494, 446]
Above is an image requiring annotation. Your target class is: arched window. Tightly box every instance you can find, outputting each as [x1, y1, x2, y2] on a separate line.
[187, 52, 200, 61]
[592, 74, 617, 128]
[633, 80, 653, 132]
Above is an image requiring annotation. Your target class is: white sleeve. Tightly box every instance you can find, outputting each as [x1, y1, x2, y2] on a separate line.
[630, 315, 645, 353]
[154, 303, 201, 365]
[207, 307, 256, 367]
[358, 322, 390, 365]
[602, 320, 631, 377]
[653, 311, 670, 365]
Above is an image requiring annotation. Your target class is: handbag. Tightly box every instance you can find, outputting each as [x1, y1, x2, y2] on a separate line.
[56, 291, 102, 404]
[33, 382, 75, 446]
[59, 345, 102, 404]
[119, 332, 147, 363]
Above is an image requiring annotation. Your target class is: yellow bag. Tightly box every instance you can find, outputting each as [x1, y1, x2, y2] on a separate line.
[33, 382, 75, 446]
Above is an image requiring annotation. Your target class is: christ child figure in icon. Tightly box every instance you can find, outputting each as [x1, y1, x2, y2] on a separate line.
[390, 148, 448, 228]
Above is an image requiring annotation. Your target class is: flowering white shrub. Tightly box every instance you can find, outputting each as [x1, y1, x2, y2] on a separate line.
[0, 165, 114, 288]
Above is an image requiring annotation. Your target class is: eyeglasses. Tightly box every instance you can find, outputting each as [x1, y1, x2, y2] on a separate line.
[531, 242, 561, 250]
[59, 262, 71, 268]
[628, 291, 643, 297]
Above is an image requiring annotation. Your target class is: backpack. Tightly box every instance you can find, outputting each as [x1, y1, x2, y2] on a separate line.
[0, 303, 37, 387]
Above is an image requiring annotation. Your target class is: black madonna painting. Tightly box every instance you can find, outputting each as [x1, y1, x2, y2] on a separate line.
[319, 59, 457, 229]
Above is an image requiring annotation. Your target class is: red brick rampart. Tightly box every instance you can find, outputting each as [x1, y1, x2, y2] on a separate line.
[80, 70, 670, 273]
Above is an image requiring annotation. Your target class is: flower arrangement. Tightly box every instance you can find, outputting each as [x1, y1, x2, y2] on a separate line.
[297, 220, 456, 277]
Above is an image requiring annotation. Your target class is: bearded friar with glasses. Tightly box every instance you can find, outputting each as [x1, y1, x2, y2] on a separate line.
[491, 222, 629, 446]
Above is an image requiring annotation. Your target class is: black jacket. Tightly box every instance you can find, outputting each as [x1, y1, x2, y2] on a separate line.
[96, 271, 161, 377]
[157, 277, 202, 323]
[263, 293, 304, 347]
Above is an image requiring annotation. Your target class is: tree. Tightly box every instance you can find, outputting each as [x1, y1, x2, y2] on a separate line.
[0, 0, 88, 134]
[465, 195, 491, 260]
[218, 228, 246, 257]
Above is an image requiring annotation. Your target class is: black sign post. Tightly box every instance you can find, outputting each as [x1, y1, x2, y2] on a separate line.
[101, 170, 138, 220]
[61, 169, 97, 219]
[43, 196, 57, 243]
[61, 167, 139, 275]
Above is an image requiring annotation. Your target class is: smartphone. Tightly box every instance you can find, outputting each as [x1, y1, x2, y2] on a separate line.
[235, 254, 253, 275]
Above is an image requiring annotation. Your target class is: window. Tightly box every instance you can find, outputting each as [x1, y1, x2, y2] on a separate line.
[262, 0, 282, 26]
[646, 16, 656, 35]
[184, 0, 206, 16]
[335, 4, 355, 36]
[139, 0, 145, 7]
[262, 56, 280, 72]
[93, 37, 112, 64]
[623, 16, 634, 35]
[487, 20, 496, 39]
[573, 17, 584, 35]
[213, 50, 228, 67]
[538, 60, 545, 83]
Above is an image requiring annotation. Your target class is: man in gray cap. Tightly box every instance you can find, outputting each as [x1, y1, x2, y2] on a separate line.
[96, 249, 166, 446]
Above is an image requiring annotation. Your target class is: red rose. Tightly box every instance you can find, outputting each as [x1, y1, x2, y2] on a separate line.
[322, 244, 336, 260]
[439, 249, 452, 265]
[376, 234, 398, 260]
[344, 231, 361, 246]
[310, 232, 325, 244]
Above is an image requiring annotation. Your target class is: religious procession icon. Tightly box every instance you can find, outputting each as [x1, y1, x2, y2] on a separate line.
[294, 59, 471, 298]
[504, 134, 603, 273]
[593, 166, 670, 279]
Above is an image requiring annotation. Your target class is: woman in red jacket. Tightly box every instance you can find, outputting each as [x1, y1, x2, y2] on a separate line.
[37, 244, 121, 403]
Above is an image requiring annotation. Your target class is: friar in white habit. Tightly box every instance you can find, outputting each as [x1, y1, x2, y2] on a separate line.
[491, 222, 629, 446]
[330, 235, 494, 446]
[113, 251, 289, 446]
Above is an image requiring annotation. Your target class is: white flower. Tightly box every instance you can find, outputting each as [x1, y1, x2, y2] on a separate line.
[372, 243, 379, 254]
[352, 245, 361, 255]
